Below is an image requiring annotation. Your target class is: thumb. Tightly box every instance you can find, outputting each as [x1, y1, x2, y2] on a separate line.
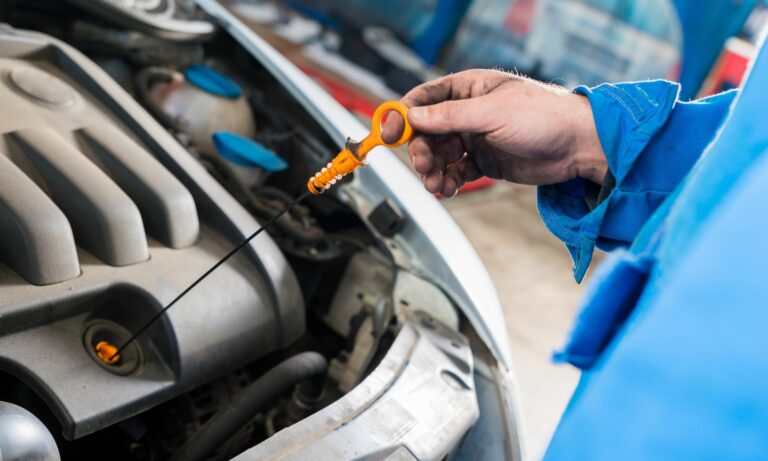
[407, 98, 493, 135]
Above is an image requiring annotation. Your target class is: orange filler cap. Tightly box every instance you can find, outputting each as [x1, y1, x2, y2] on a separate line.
[307, 101, 413, 195]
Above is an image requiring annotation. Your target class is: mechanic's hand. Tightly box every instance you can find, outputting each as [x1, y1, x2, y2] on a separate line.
[382, 69, 607, 197]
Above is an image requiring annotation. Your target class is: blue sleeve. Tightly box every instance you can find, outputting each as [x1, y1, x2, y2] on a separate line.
[537, 80, 737, 282]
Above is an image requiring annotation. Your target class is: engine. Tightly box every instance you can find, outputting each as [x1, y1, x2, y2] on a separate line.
[0, 1, 408, 459]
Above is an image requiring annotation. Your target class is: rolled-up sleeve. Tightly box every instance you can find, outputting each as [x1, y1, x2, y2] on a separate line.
[537, 81, 737, 282]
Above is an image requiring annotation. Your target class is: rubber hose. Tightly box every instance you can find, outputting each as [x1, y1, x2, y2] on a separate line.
[133, 67, 183, 131]
[168, 352, 327, 461]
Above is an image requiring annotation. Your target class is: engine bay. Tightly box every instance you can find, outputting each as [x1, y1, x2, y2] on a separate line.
[0, 1, 457, 459]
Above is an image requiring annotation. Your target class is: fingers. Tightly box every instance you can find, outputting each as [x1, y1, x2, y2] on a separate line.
[407, 97, 494, 135]
[408, 134, 482, 196]
[423, 151, 446, 193]
[408, 134, 435, 175]
[409, 135, 463, 174]
[385, 69, 514, 143]
[441, 165, 464, 197]
[383, 73, 457, 144]
[392, 69, 519, 193]
[434, 135, 465, 165]
[381, 110, 406, 145]
[400, 74, 455, 109]
[441, 156, 482, 197]
[401, 69, 513, 108]
[408, 134, 466, 193]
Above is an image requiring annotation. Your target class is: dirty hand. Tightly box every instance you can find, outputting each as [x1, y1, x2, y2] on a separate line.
[382, 69, 607, 197]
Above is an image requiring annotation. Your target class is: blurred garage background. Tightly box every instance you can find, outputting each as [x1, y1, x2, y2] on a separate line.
[220, 0, 766, 456]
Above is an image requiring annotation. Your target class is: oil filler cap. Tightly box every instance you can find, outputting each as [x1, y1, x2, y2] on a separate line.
[83, 320, 143, 375]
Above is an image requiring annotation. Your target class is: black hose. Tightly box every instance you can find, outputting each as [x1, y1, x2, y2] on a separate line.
[168, 352, 327, 461]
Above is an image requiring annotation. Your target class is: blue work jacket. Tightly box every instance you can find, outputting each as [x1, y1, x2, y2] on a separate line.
[538, 36, 768, 460]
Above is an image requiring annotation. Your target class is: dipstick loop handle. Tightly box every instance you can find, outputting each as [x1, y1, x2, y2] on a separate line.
[307, 101, 413, 195]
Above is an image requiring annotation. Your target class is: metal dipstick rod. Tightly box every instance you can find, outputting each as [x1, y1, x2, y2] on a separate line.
[108, 190, 311, 362]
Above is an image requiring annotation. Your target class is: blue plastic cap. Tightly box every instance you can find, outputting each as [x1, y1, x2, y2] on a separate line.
[184, 64, 242, 99]
[212, 131, 288, 172]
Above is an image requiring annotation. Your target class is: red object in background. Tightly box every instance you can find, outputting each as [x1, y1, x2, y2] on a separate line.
[297, 64, 379, 118]
[699, 37, 754, 97]
[505, 0, 536, 35]
[297, 64, 496, 197]
[461, 176, 495, 193]
[435, 177, 496, 199]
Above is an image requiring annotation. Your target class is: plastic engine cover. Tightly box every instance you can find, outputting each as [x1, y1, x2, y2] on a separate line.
[0, 27, 304, 439]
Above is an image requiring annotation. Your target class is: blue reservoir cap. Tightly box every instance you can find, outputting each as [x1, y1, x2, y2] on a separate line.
[184, 64, 242, 99]
[212, 131, 288, 172]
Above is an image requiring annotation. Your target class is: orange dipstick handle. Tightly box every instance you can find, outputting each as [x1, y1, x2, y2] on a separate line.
[95, 340, 121, 365]
[308, 101, 413, 195]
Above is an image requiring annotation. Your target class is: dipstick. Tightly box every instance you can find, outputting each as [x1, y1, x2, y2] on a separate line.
[109, 100, 413, 363]
[108, 190, 311, 362]
[307, 101, 412, 195]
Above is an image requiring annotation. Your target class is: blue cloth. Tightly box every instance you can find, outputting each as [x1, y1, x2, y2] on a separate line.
[541, 37, 768, 460]
[538, 82, 737, 282]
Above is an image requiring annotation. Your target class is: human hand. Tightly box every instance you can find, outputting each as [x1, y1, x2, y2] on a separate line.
[382, 69, 607, 196]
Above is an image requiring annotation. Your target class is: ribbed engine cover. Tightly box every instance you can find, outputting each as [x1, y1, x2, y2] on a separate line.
[0, 27, 304, 439]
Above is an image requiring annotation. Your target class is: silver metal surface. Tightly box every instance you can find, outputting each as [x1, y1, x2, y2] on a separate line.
[0, 402, 60, 461]
[322, 250, 394, 338]
[393, 270, 459, 331]
[450, 355, 525, 461]
[327, 297, 391, 393]
[69, 0, 215, 40]
[0, 27, 304, 439]
[234, 310, 479, 460]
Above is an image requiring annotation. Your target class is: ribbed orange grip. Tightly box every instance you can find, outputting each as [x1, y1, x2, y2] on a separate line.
[307, 147, 363, 194]
[307, 101, 413, 195]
